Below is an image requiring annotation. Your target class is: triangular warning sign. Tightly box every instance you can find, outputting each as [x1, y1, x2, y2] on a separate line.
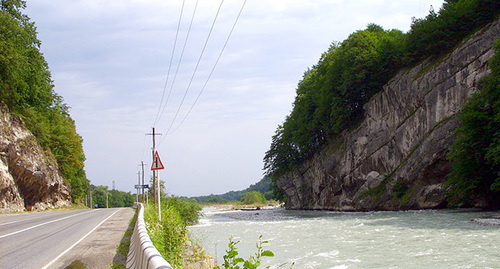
[151, 151, 165, 170]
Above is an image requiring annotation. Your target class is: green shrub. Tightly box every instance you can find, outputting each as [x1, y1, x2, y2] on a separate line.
[144, 197, 202, 268]
[215, 235, 275, 269]
[240, 191, 267, 205]
[162, 196, 201, 225]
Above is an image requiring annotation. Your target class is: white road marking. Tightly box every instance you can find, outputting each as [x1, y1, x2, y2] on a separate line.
[41, 208, 122, 269]
[0, 210, 94, 239]
[0, 220, 23, 226]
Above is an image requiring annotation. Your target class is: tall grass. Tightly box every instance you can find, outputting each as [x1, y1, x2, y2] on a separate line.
[143, 196, 202, 268]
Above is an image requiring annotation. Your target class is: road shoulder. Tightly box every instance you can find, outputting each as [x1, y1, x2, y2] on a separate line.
[51, 207, 135, 269]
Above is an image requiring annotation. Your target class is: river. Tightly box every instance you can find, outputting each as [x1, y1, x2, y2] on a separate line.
[189, 207, 500, 268]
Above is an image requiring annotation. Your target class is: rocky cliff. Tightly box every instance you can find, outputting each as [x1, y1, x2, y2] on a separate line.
[0, 105, 71, 213]
[276, 18, 500, 211]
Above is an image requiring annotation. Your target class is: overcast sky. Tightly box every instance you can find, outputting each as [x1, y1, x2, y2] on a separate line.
[24, 0, 445, 197]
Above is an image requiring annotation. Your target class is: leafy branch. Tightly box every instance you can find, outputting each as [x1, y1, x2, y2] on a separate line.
[215, 235, 275, 269]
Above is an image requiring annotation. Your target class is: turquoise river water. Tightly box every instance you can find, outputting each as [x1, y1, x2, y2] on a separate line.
[189, 207, 500, 268]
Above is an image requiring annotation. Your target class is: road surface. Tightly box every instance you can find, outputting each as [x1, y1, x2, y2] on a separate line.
[0, 208, 134, 268]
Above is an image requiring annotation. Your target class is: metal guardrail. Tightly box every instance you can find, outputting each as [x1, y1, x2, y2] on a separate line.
[127, 203, 173, 269]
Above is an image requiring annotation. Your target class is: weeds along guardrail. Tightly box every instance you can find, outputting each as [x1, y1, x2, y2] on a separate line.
[126, 203, 173, 269]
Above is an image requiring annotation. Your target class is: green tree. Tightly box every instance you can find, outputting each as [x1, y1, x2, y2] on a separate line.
[264, 25, 405, 182]
[91, 185, 108, 208]
[405, 0, 500, 65]
[241, 191, 266, 205]
[162, 196, 201, 225]
[0, 0, 90, 202]
[447, 40, 500, 208]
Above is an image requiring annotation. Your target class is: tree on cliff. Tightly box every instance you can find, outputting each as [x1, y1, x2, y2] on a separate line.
[447, 40, 500, 208]
[264, 25, 406, 180]
[0, 0, 89, 202]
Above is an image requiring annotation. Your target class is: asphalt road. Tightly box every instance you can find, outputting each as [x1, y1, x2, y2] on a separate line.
[0, 208, 131, 269]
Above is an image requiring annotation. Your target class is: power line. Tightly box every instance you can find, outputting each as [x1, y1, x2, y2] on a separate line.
[153, 0, 187, 126]
[163, 0, 226, 137]
[151, 0, 247, 147]
[155, 0, 200, 126]
[168, 0, 247, 136]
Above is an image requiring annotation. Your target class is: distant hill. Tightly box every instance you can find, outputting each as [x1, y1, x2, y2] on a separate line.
[192, 177, 273, 203]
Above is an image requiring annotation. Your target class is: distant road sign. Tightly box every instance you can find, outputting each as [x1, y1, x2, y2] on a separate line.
[135, 184, 149, 189]
[151, 151, 165, 170]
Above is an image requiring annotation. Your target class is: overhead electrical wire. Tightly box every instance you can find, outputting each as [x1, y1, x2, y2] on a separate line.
[153, 0, 186, 126]
[156, 0, 200, 127]
[147, 0, 247, 147]
[155, 0, 199, 125]
[163, 0, 226, 138]
[168, 0, 247, 136]
[144, 0, 248, 182]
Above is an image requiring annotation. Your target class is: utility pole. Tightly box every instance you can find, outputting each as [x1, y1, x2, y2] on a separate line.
[146, 128, 161, 206]
[106, 191, 109, 208]
[89, 190, 93, 209]
[151, 151, 165, 223]
[137, 171, 141, 203]
[139, 161, 146, 202]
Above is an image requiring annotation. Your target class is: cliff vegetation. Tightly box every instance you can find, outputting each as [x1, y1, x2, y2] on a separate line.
[0, 0, 89, 202]
[447, 40, 500, 208]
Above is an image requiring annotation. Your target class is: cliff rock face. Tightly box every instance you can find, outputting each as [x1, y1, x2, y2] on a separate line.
[277, 19, 500, 211]
[0, 105, 71, 213]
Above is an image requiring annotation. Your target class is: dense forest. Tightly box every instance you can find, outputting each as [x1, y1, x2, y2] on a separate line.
[0, 0, 89, 202]
[264, 0, 500, 204]
[90, 185, 135, 208]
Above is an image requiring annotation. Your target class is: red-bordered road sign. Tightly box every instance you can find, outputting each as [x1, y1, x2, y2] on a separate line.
[151, 151, 165, 170]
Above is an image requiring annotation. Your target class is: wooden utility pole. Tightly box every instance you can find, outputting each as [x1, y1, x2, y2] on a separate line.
[146, 128, 161, 205]
[151, 151, 165, 222]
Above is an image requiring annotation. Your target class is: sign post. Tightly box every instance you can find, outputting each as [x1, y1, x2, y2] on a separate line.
[151, 151, 165, 222]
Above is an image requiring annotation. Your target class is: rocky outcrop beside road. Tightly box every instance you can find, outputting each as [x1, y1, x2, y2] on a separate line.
[0, 105, 71, 213]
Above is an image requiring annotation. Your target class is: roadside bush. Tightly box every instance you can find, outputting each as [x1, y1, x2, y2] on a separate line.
[144, 197, 202, 268]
